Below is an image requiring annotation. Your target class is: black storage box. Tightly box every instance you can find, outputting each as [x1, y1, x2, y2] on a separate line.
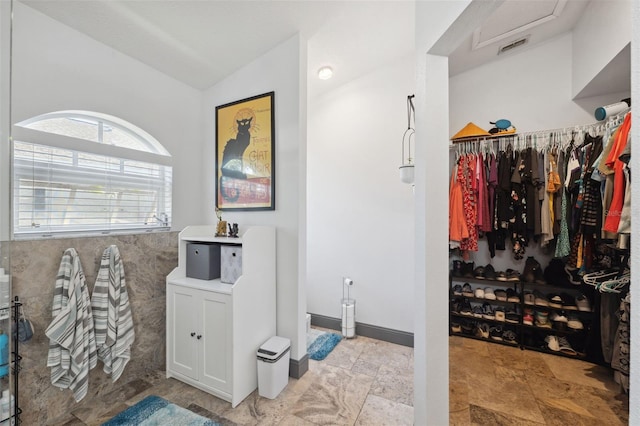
[186, 243, 221, 280]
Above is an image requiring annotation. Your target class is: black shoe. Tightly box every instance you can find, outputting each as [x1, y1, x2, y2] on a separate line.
[452, 260, 463, 277]
[484, 264, 496, 280]
[460, 298, 473, 316]
[474, 266, 486, 279]
[462, 262, 475, 278]
[489, 326, 503, 341]
[544, 258, 571, 287]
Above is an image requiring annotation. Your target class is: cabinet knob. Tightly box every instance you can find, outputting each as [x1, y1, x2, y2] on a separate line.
[197, 335, 202, 340]
[190, 332, 196, 337]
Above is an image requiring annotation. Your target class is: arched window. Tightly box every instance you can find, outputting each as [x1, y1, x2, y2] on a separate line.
[12, 111, 172, 238]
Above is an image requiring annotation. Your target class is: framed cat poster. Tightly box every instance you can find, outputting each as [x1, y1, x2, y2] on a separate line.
[215, 91, 275, 211]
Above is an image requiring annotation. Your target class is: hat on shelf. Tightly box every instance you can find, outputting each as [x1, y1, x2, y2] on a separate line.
[451, 122, 492, 140]
[488, 119, 517, 135]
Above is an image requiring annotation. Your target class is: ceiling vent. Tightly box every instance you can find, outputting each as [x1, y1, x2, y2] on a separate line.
[498, 36, 529, 55]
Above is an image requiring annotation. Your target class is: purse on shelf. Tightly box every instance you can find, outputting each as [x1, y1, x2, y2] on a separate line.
[12, 304, 33, 342]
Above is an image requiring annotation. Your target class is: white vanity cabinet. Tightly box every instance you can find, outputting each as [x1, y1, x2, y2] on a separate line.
[166, 226, 276, 407]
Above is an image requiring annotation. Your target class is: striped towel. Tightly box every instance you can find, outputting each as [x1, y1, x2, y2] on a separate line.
[91, 245, 135, 382]
[45, 248, 97, 402]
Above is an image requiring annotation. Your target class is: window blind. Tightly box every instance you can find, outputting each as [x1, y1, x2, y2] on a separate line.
[13, 141, 172, 238]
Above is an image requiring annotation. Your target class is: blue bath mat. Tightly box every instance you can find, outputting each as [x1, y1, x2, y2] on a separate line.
[307, 329, 342, 361]
[102, 395, 220, 426]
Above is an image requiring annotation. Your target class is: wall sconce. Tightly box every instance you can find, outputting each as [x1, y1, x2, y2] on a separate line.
[399, 94, 415, 184]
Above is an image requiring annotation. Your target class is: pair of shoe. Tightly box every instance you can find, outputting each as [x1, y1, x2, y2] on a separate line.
[488, 326, 517, 344]
[496, 269, 520, 282]
[545, 335, 577, 355]
[474, 264, 496, 280]
[452, 261, 475, 278]
[534, 310, 551, 328]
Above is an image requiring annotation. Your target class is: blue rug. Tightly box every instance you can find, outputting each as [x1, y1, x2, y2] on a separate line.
[102, 395, 220, 426]
[307, 328, 342, 361]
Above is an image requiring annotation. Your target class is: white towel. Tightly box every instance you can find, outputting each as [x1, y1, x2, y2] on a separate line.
[45, 248, 97, 402]
[91, 245, 135, 382]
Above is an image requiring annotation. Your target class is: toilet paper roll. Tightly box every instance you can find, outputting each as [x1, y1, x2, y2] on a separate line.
[594, 101, 629, 121]
[342, 303, 355, 327]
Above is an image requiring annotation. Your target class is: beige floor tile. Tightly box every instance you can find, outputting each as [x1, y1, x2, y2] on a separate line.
[355, 394, 414, 426]
[61, 330, 629, 426]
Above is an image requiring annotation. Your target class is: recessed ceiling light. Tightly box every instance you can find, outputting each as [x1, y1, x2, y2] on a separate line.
[317, 66, 333, 80]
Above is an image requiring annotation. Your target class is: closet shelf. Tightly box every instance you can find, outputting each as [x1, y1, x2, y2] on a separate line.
[450, 332, 519, 347]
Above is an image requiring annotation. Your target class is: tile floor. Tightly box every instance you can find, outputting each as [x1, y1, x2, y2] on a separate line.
[49, 332, 628, 425]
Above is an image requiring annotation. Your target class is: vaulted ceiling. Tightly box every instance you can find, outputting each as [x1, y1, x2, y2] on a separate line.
[20, 1, 624, 97]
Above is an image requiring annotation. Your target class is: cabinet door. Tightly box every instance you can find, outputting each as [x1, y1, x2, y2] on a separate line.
[167, 285, 199, 380]
[199, 291, 232, 393]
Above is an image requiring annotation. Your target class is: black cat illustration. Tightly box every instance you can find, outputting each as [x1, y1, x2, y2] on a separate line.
[220, 117, 252, 201]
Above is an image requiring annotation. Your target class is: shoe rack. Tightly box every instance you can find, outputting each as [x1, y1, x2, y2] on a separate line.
[449, 273, 599, 363]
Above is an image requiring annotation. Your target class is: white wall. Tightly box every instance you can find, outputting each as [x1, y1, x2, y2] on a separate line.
[202, 35, 307, 361]
[572, 0, 631, 99]
[306, 54, 415, 333]
[10, 3, 204, 230]
[415, 1, 473, 423]
[450, 32, 605, 273]
[451, 33, 594, 136]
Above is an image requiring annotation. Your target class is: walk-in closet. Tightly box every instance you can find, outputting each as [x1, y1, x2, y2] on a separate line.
[444, 0, 632, 423]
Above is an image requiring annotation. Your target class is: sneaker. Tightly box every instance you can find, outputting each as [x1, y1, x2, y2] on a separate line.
[462, 283, 474, 297]
[506, 269, 521, 281]
[535, 310, 551, 328]
[474, 287, 485, 299]
[533, 290, 548, 306]
[502, 330, 518, 344]
[474, 266, 486, 279]
[451, 321, 461, 333]
[496, 271, 508, 281]
[547, 294, 563, 309]
[550, 311, 568, 323]
[545, 335, 560, 351]
[484, 264, 497, 280]
[494, 289, 507, 301]
[523, 292, 535, 305]
[482, 302, 495, 320]
[460, 298, 473, 316]
[489, 326, 503, 341]
[560, 292, 577, 310]
[484, 287, 496, 300]
[476, 322, 490, 338]
[557, 336, 577, 355]
[576, 294, 591, 312]
[452, 284, 463, 296]
[494, 306, 505, 322]
[505, 309, 520, 324]
[472, 305, 484, 318]
[506, 288, 520, 303]
[461, 320, 474, 335]
[567, 315, 584, 330]
[523, 308, 534, 326]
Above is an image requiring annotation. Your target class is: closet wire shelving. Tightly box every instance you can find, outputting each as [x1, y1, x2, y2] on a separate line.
[449, 111, 633, 364]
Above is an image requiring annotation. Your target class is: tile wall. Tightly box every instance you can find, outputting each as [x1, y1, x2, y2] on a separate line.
[9, 231, 178, 424]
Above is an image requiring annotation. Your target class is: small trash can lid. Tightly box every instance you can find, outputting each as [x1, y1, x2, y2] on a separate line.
[257, 336, 291, 360]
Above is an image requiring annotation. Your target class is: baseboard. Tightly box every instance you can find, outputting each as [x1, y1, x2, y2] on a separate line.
[289, 354, 308, 379]
[309, 314, 414, 348]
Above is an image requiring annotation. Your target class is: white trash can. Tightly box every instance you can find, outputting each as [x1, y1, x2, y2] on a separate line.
[257, 336, 291, 399]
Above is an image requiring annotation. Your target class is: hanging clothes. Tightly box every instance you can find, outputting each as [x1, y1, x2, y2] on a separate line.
[458, 154, 479, 253]
[603, 113, 631, 233]
[91, 245, 135, 383]
[45, 248, 97, 402]
[449, 162, 469, 247]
